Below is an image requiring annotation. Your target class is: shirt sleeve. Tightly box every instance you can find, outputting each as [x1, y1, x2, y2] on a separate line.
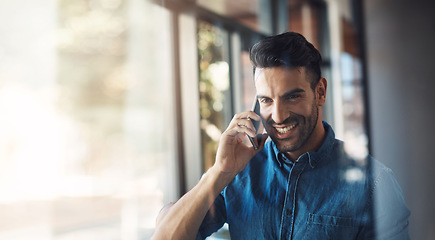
[359, 166, 410, 240]
[196, 192, 227, 240]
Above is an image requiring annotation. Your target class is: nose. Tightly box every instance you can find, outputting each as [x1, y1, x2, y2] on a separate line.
[271, 101, 289, 124]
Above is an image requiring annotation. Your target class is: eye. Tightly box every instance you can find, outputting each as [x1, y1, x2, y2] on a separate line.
[258, 98, 272, 104]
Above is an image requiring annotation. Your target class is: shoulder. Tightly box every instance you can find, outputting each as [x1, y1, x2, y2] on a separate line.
[319, 139, 397, 189]
[363, 158, 410, 238]
[327, 143, 407, 208]
[367, 157, 406, 202]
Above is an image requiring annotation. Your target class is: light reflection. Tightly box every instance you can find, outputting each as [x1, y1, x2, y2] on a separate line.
[59, 2, 126, 56]
[201, 119, 222, 142]
[344, 133, 369, 162]
[209, 61, 230, 91]
[102, 65, 134, 98]
[344, 167, 364, 183]
[101, 0, 123, 10]
[0, 84, 63, 202]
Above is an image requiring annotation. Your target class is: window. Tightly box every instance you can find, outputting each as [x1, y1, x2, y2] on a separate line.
[0, 0, 177, 239]
[198, 21, 232, 171]
[196, 19, 264, 172]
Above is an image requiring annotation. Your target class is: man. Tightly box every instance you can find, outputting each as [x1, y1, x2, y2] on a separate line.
[152, 32, 410, 239]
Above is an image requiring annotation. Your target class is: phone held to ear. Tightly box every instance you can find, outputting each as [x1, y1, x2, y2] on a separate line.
[248, 95, 260, 150]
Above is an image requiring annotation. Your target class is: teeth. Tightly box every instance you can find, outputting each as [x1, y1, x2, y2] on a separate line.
[275, 124, 296, 133]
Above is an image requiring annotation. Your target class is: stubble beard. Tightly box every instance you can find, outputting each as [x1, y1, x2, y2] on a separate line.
[267, 101, 319, 154]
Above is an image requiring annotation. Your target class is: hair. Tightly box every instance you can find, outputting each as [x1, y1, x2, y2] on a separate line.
[249, 32, 322, 89]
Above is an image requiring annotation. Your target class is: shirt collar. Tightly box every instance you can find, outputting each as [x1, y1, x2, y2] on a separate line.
[271, 121, 335, 168]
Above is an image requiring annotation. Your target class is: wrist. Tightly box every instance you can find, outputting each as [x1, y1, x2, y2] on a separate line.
[206, 166, 237, 192]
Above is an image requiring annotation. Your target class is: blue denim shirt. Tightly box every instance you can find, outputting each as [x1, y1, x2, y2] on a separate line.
[197, 122, 410, 239]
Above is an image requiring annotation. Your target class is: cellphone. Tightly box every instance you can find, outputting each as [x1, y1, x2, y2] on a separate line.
[247, 95, 261, 150]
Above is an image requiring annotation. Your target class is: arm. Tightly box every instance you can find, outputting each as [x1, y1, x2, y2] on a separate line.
[372, 168, 410, 239]
[358, 166, 410, 240]
[151, 111, 268, 240]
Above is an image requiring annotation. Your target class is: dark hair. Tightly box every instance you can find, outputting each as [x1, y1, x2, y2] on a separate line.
[249, 32, 322, 89]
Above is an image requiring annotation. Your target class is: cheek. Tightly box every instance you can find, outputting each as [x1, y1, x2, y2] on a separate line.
[259, 106, 273, 120]
[285, 103, 313, 117]
[259, 108, 268, 117]
[296, 98, 318, 116]
[259, 111, 269, 124]
[294, 104, 313, 116]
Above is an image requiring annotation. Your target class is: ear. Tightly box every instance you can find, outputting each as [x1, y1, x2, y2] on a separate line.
[316, 77, 327, 106]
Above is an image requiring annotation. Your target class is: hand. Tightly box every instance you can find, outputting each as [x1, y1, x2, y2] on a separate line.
[214, 111, 268, 177]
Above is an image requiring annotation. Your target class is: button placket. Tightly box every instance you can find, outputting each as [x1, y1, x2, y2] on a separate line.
[279, 156, 307, 240]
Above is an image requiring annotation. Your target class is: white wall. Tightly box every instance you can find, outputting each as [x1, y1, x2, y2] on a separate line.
[364, 0, 435, 239]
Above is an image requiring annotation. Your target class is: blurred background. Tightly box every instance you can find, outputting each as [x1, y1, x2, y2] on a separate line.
[0, 0, 434, 239]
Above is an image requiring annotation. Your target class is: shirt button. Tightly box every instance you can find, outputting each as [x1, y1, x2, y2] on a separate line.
[286, 210, 292, 215]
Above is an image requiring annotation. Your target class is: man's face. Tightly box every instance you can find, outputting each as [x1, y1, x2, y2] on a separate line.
[255, 67, 324, 156]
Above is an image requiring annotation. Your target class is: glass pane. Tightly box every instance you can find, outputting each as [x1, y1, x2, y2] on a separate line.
[198, 21, 231, 171]
[0, 0, 177, 239]
[197, 0, 272, 34]
[340, 16, 369, 160]
[287, 0, 322, 51]
[340, 54, 369, 159]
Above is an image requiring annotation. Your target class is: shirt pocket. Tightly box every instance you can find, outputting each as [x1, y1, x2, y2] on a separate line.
[303, 213, 360, 240]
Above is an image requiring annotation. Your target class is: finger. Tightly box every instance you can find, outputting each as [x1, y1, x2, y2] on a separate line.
[247, 111, 261, 122]
[236, 119, 257, 133]
[234, 111, 261, 122]
[225, 125, 257, 138]
[226, 111, 262, 137]
[228, 117, 255, 132]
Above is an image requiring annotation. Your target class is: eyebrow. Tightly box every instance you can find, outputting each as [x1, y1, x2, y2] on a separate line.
[257, 88, 306, 100]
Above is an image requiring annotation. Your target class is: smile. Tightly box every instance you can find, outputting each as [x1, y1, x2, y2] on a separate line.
[274, 124, 296, 133]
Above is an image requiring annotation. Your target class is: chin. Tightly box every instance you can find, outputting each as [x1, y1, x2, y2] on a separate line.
[274, 138, 301, 153]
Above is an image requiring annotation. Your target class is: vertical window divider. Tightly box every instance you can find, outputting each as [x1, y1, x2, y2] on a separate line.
[179, 13, 203, 192]
[171, 10, 186, 197]
[230, 32, 243, 115]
